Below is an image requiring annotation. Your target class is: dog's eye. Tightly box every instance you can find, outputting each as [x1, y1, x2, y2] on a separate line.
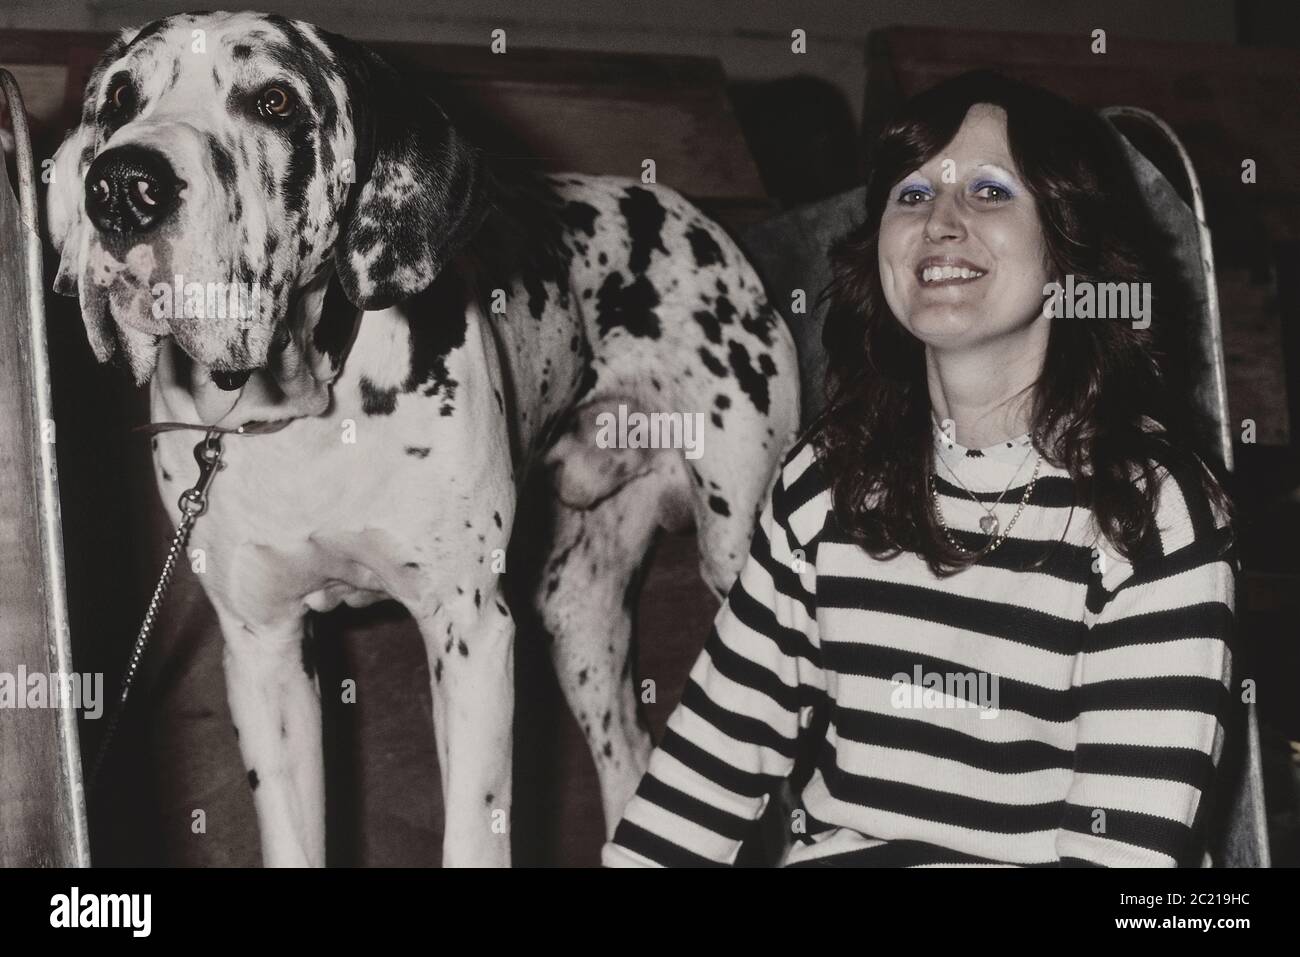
[107, 80, 135, 112]
[257, 85, 297, 119]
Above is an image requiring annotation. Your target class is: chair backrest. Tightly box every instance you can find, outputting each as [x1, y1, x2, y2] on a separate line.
[738, 106, 1271, 868]
[1103, 108, 1270, 868]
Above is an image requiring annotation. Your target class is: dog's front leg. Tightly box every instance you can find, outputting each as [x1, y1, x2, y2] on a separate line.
[217, 610, 324, 867]
[415, 588, 515, 867]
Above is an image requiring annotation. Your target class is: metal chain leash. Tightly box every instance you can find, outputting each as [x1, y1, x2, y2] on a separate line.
[87, 430, 225, 795]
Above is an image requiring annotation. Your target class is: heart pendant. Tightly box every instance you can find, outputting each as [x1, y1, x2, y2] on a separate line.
[979, 514, 999, 535]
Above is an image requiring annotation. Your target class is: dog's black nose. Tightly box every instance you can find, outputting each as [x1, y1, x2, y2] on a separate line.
[84, 145, 181, 235]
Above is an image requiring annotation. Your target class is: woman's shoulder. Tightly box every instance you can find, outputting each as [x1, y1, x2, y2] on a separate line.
[1144, 447, 1232, 557]
[1093, 438, 1233, 569]
[771, 430, 836, 551]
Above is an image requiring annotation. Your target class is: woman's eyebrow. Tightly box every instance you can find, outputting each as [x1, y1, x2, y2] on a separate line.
[969, 162, 1021, 182]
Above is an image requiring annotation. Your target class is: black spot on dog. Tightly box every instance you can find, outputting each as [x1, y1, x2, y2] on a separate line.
[493, 510, 502, 528]
[485, 792, 495, 805]
[698, 347, 727, 378]
[495, 599, 508, 616]
[711, 412, 724, 429]
[404, 561, 420, 569]
[741, 305, 778, 346]
[692, 309, 722, 344]
[160, 466, 172, 482]
[232, 43, 252, 59]
[686, 225, 724, 268]
[597, 251, 608, 266]
[561, 200, 599, 236]
[406, 446, 431, 458]
[248, 769, 260, 791]
[473, 588, 481, 609]
[602, 741, 613, 758]
[311, 273, 358, 371]
[402, 270, 466, 409]
[715, 294, 737, 328]
[281, 123, 318, 218]
[360, 377, 397, 415]
[434, 659, 443, 683]
[578, 668, 589, 686]
[595, 272, 660, 339]
[122, 17, 175, 55]
[458, 640, 469, 657]
[522, 274, 551, 320]
[727, 340, 772, 414]
[714, 394, 731, 409]
[619, 187, 667, 273]
[708, 495, 731, 517]
[602, 710, 612, 731]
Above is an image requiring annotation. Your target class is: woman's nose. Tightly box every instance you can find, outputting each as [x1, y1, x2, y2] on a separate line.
[923, 193, 967, 243]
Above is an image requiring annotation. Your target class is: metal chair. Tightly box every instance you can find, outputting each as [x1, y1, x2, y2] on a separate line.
[738, 106, 1271, 867]
[0, 69, 89, 866]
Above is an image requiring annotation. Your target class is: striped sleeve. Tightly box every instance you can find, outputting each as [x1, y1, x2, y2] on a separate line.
[602, 441, 828, 866]
[1057, 462, 1235, 866]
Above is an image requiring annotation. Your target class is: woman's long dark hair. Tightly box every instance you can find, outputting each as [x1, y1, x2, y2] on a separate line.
[812, 70, 1231, 575]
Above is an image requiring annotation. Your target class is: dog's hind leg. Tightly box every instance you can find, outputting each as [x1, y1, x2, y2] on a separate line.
[531, 443, 691, 835]
[413, 585, 515, 867]
[218, 610, 325, 867]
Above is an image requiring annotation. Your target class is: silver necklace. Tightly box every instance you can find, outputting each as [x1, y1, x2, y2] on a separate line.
[931, 442, 1042, 554]
[935, 441, 1035, 537]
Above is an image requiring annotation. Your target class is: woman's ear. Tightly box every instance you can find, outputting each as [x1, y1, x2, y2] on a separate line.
[328, 39, 491, 311]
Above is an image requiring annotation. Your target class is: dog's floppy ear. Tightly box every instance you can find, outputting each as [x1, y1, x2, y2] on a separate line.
[328, 38, 490, 311]
[45, 24, 142, 363]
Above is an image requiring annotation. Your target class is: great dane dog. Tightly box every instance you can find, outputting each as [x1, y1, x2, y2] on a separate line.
[46, 11, 799, 866]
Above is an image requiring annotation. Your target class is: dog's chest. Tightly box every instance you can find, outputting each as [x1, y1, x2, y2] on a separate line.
[150, 395, 502, 618]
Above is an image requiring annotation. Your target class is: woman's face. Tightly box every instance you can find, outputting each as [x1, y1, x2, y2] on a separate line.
[878, 103, 1054, 353]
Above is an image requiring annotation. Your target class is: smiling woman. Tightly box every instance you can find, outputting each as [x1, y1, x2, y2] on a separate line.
[604, 71, 1239, 868]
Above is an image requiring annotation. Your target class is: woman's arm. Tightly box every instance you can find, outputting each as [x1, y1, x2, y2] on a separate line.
[1058, 463, 1236, 866]
[603, 445, 827, 866]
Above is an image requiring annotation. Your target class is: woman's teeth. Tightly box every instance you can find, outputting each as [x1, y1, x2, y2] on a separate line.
[921, 265, 986, 282]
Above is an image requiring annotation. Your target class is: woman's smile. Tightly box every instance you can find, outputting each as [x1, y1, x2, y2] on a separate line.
[915, 255, 988, 287]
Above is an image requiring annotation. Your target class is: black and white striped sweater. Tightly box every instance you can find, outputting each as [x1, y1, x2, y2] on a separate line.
[604, 424, 1236, 867]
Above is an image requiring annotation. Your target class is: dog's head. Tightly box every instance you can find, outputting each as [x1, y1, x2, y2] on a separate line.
[47, 11, 488, 421]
